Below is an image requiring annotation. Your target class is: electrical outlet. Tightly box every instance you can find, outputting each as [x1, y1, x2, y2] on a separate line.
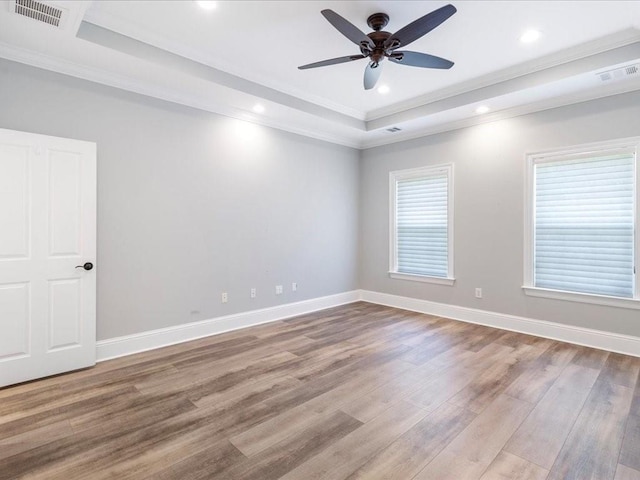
[275, 285, 283, 295]
[292, 282, 297, 292]
[250, 288, 256, 299]
[221, 292, 228, 303]
[475, 288, 482, 299]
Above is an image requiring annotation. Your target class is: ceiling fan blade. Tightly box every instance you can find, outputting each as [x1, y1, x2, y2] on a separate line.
[321, 9, 374, 50]
[384, 4, 457, 50]
[364, 61, 383, 90]
[388, 51, 454, 69]
[298, 55, 366, 70]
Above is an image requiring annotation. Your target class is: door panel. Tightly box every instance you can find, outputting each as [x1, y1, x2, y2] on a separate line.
[0, 129, 96, 387]
[48, 149, 81, 256]
[0, 282, 30, 360]
[0, 144, 30, 259]
[48, 279, 81, 351]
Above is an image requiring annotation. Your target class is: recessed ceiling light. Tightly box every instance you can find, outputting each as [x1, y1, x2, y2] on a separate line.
[377, 85, 390, 94]
[475, 105, 490, 114]
[196, 1, 217, 10]
[252, 104, 265, 114]
[520, 29, 541, 43]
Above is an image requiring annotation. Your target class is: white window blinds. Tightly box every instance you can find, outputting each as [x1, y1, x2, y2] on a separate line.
[393, 167, 450, 278]
[533, 152, 636, 298]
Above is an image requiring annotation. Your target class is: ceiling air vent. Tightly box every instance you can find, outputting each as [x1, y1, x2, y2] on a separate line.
[386, 127, 402, 133]
[598, 72, 612, 82]
[597, 64, 640, 82]
[13, 0, 63, 27]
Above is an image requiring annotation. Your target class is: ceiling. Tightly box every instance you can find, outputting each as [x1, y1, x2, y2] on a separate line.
[1, 0, 639, 148]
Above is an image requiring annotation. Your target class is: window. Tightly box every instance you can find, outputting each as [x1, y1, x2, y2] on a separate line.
[524, 138, 640, 308]
[389, 164, 454, 285]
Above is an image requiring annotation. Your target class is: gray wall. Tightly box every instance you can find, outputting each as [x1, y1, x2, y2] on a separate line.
[0, 60, 360, 340]
[2, 57, 640, 341]
[360, 91, 640, 337]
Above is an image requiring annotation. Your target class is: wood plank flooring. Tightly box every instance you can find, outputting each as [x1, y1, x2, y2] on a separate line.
[1, 301, 639, 479]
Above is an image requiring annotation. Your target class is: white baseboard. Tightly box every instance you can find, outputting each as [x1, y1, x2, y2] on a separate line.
[360, 290, 640, 357]
[97, 290, 360, 362]
[97, 288, 640, 362]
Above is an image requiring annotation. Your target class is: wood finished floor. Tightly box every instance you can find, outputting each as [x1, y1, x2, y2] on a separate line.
[1, 301, 640, 480]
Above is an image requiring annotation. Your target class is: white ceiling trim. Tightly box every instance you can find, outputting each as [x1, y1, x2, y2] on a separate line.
[2, 37, 640, 151]
[361, 80, 640, 149]
[366, 28, 640, 121]
[2, 10, 640, 151]
[367, 40, 640, 131]
[82, 7, 367, 121]
[0, 41, 363, 149]
[76, 21, 364, 131]
[71, 16, 640, 141]
[83, 6, 640, 127]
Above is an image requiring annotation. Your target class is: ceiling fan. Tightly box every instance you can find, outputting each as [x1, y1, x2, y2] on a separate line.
[298, 4, 457, 90]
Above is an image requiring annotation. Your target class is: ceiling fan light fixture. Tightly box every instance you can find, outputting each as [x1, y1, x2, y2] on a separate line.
[377, 85, 390, 94]
[475, 105, 490, 114]
[196, 1, 217, 11]
[520, 29, 541, 43]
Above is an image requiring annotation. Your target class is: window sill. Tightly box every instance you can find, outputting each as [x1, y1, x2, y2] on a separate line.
[389, 272, 455, 286]
[522, 286, 640, 310]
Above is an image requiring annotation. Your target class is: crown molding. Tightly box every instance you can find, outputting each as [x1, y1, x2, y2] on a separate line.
[3, 38, 639, 152]
[366, 28, 640, 122]
[2, 25, 640, 151]
[0, 43, 363, 149]
[361, 80, 640, 150]
[366, 40, 640, 132]
[80, 6, 640, 127]
[81, 9, 367, 121]
[76, 22, 364, 131]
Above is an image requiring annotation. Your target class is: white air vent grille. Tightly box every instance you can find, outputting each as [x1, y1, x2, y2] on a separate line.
[598, 72, 612, 82]
[14, 0, 62, 27]
[598, 64, 640, 82]
[386, 127, 402, 133]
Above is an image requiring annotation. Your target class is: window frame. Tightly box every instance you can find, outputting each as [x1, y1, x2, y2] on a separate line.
[389, 163, 455, 285]
[523, 137, 640, 309]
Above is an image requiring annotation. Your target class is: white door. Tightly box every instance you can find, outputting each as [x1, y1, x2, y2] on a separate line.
[0, 128, 96, 387]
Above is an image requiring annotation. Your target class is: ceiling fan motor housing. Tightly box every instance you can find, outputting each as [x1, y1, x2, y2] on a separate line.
[362, 14, 393, 64]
